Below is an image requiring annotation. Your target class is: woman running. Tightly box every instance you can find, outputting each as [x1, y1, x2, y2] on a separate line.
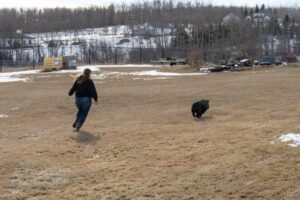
[69, 68, 98, 131]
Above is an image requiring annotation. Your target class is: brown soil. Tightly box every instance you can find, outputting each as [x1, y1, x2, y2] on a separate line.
[1, 66, 300, 199]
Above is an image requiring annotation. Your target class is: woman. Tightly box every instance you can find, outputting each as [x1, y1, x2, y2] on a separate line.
[69, 68, 98, 131]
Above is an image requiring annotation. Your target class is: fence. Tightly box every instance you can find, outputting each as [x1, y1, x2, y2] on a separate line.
[0, 46, 228, 72]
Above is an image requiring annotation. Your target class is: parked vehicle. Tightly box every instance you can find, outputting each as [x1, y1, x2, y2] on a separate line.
[274, 56, 282, 65]
[44, 57, 63, 70]
[226, 60, 240, 67]
[260, 56, 274, 65]
[240, 59, 252, 67]
[200, 65, 230, 73]
[63, 55, 77, 69]
[44, 55, 77, 71]
[151, 57, 186, 66]
[172, 58, 186, 65]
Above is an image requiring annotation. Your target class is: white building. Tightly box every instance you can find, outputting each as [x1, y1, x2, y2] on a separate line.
[0, 34, 35, 49]
[222, 13, 241, 25]
[252, 11, 272, 27]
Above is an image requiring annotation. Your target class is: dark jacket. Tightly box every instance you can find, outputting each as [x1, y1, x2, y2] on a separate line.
[69, 78, 98, 102]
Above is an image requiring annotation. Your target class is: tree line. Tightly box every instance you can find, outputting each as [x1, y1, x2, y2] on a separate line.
[0, 0, 300, 64]
[0, 1, 298, 34]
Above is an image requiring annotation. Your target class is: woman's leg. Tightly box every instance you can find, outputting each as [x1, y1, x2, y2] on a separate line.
[77, 98, 92, 130]
[74, 98, 82, 128]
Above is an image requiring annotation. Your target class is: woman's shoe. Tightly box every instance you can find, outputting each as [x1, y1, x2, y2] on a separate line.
[76, 123, 82, 131]
[72, 121, 77, 128]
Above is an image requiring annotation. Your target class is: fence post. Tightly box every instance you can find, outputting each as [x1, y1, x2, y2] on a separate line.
[32, 47, 35, 69]
[114, 48, 117, 64]
[0, 53, 2, 73]
[88, 48, 91, 65]
[139, 47, 142, 64]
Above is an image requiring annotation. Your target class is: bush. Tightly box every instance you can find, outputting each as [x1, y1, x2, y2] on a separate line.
[284, 52, 297, 63]
[187, 50, 203, 66]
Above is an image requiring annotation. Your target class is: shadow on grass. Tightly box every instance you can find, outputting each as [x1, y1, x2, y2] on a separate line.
[70, 130, 101, 144]
[194, 116, 212, 122]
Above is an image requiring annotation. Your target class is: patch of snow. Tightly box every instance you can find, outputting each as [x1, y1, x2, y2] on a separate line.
[0, 114, 8, 118]
[0, 65, 203, 83]
[82, 64, 158, 68]
[129, 70, 207, 76]
[0, 76, 29, 83]
[0, 70, 39, 83]
[279, 133, 300, 147]
[0, 65, 159, 83]
[92, 74, 110, 80]
[133, 77, 170, 80]
[36, 75, 53, 78]
[93, 70, 206, 80]
[66, 65, 158, 73]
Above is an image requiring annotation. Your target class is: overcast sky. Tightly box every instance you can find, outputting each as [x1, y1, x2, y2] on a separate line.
[0, 0, 298, 8]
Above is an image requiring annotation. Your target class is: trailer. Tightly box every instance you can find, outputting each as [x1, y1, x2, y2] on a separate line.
[44, 55, 77, 71]
[63, 55, 77, 69]
[44, 57, 63, 70]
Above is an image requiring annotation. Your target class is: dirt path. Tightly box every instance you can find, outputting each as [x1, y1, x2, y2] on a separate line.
[1, 66, 300, 199]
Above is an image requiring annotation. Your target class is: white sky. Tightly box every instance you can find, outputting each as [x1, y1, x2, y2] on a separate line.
[0, 0, 298, 8]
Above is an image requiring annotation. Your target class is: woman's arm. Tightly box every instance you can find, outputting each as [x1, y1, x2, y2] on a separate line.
[69, 81, 77, 96]
[89, 80, 98, 102]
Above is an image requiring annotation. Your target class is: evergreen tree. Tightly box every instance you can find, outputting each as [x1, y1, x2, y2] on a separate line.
[172, 25, 190, 48]
[255, 5, 259, 13]
[250, 9, 254, 16]
[244, 8, 249, 17]
[283, 14, 291, 31]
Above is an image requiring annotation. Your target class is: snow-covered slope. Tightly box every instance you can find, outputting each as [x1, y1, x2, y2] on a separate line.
[25, 24, 174, 62]
[29, 24, 173, 49]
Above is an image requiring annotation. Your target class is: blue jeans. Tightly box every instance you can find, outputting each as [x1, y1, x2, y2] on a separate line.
[75, 97, 92, 125]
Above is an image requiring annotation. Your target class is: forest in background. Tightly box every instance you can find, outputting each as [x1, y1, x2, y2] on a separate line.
[0, 0, 300, 65]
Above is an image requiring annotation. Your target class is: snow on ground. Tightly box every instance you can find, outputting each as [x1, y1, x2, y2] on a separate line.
[279, 133, 300, 147]
[0, 70, 39, 83]
[92, 70, 207, 80]
[0, 65, 206, 83]
[133, 77, 171, 81]
[26, 24, 174, 60]
[30, 24, 173, 49]
[0, 65, 157, 83]
[81, 64, 158, 68]
[18, 24, 174, 63]
[0, 68, 83, 83]
[129, 70, 206, 76]
[0, 114, 8, 118]
[52, 65, 159, 74]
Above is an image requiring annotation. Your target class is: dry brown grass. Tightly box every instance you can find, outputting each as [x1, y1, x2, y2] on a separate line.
[1, 66, 300, 199]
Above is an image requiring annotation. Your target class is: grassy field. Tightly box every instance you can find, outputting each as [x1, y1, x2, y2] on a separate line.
[1, 66, 300, 199]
